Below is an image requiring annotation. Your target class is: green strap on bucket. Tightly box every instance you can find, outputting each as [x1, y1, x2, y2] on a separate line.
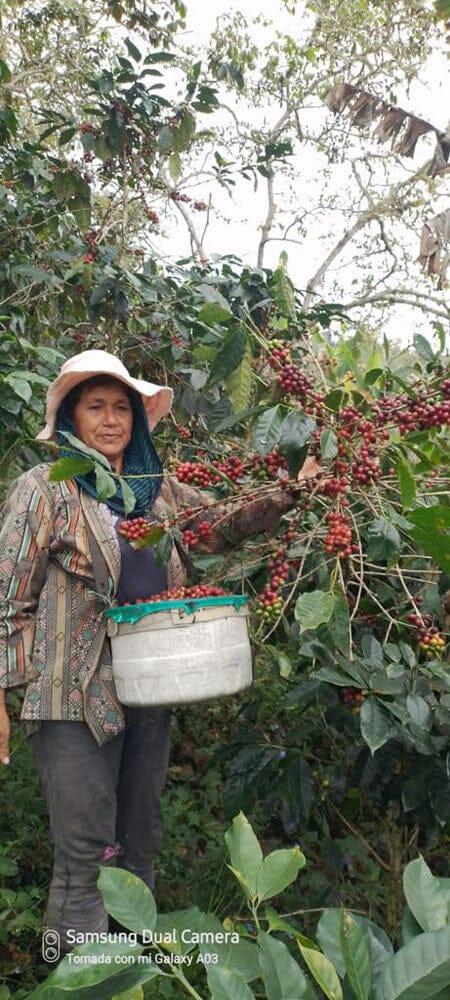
[104, 595, 248, 625]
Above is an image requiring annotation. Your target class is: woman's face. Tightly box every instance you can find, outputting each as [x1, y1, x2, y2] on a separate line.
[73, 382, 133, 473]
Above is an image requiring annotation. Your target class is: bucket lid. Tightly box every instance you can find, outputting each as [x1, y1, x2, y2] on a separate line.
[104, 595, 248, 625]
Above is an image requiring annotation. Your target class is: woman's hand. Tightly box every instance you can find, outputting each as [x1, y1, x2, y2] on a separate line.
[0, 691, 10, 765]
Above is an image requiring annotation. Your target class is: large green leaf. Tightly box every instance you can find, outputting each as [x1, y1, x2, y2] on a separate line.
[339, 911, 371, 1000]
[317, 910, 392, 981]
[258, 931, 308, 999]
[269, 256, 296, 318]
[403, 857, 450, 933]
[373, 926, 450, 1000]
[118, 476, 137, 515]
[396, 455, 416, 510]
[111, 989, 144, 1000]
[199, 301, 234, 326]
[294, 591, 335, 633]
[256, 847, 306, 901]
[360, 698, 397, 754]
[155, 906, 203, 955]
[320, 428, 338, 460]
[95, 465, 117, 502]
[59, 431, 113, 470]
[206, 966, 256, 1000]
[198, 916, 260, 982]
[366, 518, 402, 562]
[406, 694, 432, 733]
[298, 942, 343, 1000]
[252, 405, 284, 456]
[279, 411, 316, 476]
[97, 867, 157, 932]
[27, 940, 149, 997]
[224, 813, 263, 898]
[226, 337, 253, 412]
[408, 506, 450, 574]
[209, 327, 247, 384]
[49, 457, 94, 481]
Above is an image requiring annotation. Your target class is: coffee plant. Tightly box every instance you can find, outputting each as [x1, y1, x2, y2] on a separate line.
[22, 813, 450, 1000]
[2, 14, 450, 989]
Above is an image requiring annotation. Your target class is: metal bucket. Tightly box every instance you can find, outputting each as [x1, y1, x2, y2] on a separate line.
[104, 596, 252, 707]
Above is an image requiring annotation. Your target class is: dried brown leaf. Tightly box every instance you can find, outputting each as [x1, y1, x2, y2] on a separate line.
[394, 118, 434, 157]
[325, 82, 357, 113]
[374, 108, 408, 143]
[348, 93, 379, 127]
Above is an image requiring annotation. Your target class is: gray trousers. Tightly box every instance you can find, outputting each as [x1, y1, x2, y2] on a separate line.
[31, 708, 171, 949]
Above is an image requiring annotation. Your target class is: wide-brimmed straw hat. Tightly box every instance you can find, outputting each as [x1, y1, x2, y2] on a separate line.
[36, 349, 173, 440]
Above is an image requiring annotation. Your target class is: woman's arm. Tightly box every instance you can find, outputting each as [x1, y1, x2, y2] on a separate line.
[0, 469, 52, 696]
[165, 459, 319, 552]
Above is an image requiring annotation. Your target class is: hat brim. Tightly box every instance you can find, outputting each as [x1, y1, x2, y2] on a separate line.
[36, 365, 173, 441]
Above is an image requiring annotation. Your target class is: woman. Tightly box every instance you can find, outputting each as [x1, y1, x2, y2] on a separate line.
[0, 349, 299, 951]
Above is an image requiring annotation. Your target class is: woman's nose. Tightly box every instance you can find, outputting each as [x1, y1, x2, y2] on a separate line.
[103, 408, 120, 425]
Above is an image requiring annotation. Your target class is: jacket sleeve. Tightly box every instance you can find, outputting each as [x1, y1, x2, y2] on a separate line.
[0, 470, 52, 688]
[165, 477, 294, 552]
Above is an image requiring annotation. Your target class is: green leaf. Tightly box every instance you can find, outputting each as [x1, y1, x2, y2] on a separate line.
[97, 867, 157, 932]
[396, 455, 417, 509]
[279, 411, 316, 476]
[339, 911, 371, 1000]
[158, 126, 173, 152]
[298, 942, 343, 1000]
[209, 328, 247, 384]
[173, 109, 197, 151]
[317, 910, 392, 981]
[408, 506, 450, 574]
[199, 301, 233, 325]
[0, 59, 12, 83]
[403, 856, 450, 933]
[95, 465, 117, 502]
[320, 428, 339, 460]
[413, 334, 435, 361]
[224, 813, 263, 898]
[48, 457, 94, 481]
[226, 337, 253, 412]
[125, 37, 142, 62]
[294, 591, 334, 633]
[256, 847, 306, 901]
[4, 374, 32, 401]
[154, 531, 174, 566]
[118, 476, 136, 515]
[31, 938, 145, 993]
[360, 698, 397, 754]
[266, 644, 292, 677]
[373, 925, 450, 1000]
[169, 151, 182, 181]
[329, 588, 350, 657]
[59, 431, 113, 470]
[111, 989, 144, 1000]
[258, 931, 308, 999]
[366, 517, 402, 562]
[406, 694, 432, 732]
[206, 965, 256, 1000]
[252, 405, 285, 456]
[270, 257, 296, 318]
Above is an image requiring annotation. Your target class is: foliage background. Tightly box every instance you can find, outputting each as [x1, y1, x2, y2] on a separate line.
[1, 1, 450, 996]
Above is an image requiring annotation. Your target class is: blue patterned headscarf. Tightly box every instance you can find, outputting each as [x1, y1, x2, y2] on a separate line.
[56, 381, 163, 517]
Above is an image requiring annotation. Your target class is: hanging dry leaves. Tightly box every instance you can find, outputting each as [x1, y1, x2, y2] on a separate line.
[326, 83, 450, 284]
[325, 82, 448, 173]
[419, 208, 450, 287]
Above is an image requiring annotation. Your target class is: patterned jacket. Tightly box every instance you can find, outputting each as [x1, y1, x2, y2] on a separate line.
[0, 463, 292, 744]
